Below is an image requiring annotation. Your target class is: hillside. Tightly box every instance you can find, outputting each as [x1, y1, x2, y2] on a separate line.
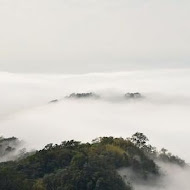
[0, 133, 185, 190]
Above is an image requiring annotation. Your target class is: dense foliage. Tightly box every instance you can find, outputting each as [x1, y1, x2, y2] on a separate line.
[0, 133, 185, 190]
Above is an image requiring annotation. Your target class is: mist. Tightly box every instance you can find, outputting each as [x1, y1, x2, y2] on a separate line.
[118, 162, 190, 190]
[0, 69, 190, 164]
[0, 136, 26, 162]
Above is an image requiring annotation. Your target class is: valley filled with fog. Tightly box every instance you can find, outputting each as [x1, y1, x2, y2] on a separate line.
[0, 69, 190, 164]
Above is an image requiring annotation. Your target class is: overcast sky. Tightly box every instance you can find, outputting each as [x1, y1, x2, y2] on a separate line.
[0, 0, 190, 73]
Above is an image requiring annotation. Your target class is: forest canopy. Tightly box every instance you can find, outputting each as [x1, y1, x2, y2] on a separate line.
[0, 132, 186, 190]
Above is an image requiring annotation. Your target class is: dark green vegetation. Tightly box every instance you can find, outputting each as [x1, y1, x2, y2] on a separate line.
[0, 133, 185, 190]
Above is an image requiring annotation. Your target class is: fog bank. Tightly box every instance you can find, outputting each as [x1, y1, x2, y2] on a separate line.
[0, 69, 190, 163]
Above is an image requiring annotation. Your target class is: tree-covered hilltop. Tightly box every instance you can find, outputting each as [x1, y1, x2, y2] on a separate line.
[124, 92, 142, 99]
[66, 93, 100, 99]
[0, 133, 185, 190]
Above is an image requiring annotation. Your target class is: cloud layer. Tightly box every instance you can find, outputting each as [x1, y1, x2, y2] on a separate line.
[0, 69, 190, 163]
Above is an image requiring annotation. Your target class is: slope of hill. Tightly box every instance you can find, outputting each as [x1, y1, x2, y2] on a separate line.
[0, 133, 186, 190]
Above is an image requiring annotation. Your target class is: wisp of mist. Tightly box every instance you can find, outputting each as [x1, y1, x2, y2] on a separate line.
[119, 162, 190, 190]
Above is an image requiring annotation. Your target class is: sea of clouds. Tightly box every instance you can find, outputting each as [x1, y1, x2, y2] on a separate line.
[0, 69, 190, 162]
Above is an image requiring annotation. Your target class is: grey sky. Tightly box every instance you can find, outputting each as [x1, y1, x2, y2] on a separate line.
[0, 0, 190, 73]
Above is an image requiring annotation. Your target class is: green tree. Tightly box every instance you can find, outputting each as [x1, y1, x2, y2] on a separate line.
[131, 132, 148, 148]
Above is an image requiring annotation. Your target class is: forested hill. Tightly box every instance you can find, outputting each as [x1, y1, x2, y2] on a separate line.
[0, 133, 186, 190]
